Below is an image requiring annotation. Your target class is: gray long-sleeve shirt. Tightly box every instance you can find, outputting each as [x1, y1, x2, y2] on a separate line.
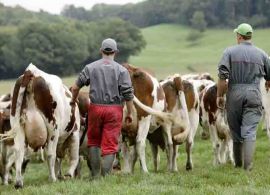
[218, 42, 270, 85]
[76, 57, 134, 105]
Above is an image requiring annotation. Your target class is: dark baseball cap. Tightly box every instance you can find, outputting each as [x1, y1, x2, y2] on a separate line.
[100, 38, 118, 52]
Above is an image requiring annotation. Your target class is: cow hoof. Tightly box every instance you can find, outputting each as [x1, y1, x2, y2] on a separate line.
[64, 174, 72, 180]
[57, 175, 64, 180]
[186, 163, 193, 171]
[14, 181, 23, 189]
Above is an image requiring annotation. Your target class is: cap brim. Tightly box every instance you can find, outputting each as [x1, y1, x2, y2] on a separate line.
[233, 28, 238, 33]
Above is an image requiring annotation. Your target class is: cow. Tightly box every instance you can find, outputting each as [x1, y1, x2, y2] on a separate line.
[1, 64, 80, 188]
[199, 83, 234, 165]
[0, 94, 46, 185]
[181, 75, 215, 140]
[121, 64, 189, 173]
[144, 75, 199, 172]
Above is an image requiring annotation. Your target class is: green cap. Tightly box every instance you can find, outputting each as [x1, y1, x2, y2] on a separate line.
[233, 23, 253, 36]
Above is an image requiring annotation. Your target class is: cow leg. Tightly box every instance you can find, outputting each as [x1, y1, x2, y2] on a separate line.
[136, 116, 151, 173]
[265, 111, 270, 139]
[66, 131, 80, 177]
[220, 141, 227, 164]
[209, 125, 221, 165]
[186, 109, 199, 170]
[227, 139, 234, 165]
[161, 123, 173, 171]
[74, 156, 84, 178]
[55, 158, 63, 180]
[130, 145, 138, 173]
[47, 130, 59, 182]
[150, 143, 159, 172]
[121, 141, 131, 173]
[39, 148, 45, 162]
[14, 129, 25, 189]
[3, 146, 16, 185]
[172, 144, 178, 172]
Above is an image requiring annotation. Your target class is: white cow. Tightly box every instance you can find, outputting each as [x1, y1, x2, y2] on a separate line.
[3, 64, 80, 188]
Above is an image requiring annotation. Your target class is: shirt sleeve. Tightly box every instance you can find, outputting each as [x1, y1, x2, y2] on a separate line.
[218, 48, 230, 80]
[263, 54, 270, 81]
[76, 66, 90, 88]
[119, 69, 134, 101]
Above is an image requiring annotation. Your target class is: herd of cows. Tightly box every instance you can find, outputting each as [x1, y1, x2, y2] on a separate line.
[0, 63, 269, 189]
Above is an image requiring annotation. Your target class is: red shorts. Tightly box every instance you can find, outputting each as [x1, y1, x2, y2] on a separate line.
[87, 104, 123, 156]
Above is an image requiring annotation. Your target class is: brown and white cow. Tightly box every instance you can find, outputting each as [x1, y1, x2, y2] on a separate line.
[145, 75, 199, 172]
[0, 94, 47, 185]
[200, 83, 234, 165]
[181, 73, 216, 140]
[3, 64, 80, 188]
[260, 78, 270, 138]
[121, 64, 189, 173]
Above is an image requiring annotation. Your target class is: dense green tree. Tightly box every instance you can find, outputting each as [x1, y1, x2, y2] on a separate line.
[61, 0, 270, 28]
[191, 11, 207, 32]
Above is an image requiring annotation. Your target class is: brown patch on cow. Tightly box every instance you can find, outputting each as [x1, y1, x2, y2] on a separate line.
[0, 109, 14, 146]
[203, 85, 218, 125]
[122, 64, 154, 120]
[77, 91, 89, 117]
[32, 76, 56, 125]
[11, 76, 23, 116]
[157, 85, 165, 101]
[21, 70, 34, 87]
[183, 80, 195, 111]
[65, 104, 76, 132]
[20, 89, 27, 116]
[173, 76, 183, 91]
[162, 81, 177, 112]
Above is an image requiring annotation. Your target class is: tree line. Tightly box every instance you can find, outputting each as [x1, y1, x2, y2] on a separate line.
[62, 0, 270, 28]
[0, 4, 145, 79]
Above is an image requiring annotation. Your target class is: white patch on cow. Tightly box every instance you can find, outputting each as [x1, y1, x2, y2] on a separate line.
[260, 78, 270, 139]
[148, 73, 165, 111]
[136, 115, 152, 173]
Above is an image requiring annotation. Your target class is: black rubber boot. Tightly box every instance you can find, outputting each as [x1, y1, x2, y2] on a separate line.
[233, 142, 243, 168]
[101, 154, 115, 176]
[88, 147, 101, 179]
[243, 141, 255, 171]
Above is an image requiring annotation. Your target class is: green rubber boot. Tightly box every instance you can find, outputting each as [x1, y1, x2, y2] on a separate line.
[101, 154, 116, 176]
[88, 147, 101, 179]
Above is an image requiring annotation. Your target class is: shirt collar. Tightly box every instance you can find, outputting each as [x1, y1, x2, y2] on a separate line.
[240, 40, 252, 45]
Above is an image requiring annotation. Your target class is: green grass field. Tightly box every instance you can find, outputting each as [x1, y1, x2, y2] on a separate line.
[1, 24, 270, 194]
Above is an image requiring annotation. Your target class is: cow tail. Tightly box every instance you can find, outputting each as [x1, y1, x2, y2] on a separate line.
[133, 96, 174, 123]
[8, 71, 33, 140]
[173, 76, 190, 143]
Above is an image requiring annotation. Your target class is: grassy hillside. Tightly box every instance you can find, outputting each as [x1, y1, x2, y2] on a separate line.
[1, 24, 270, 93]
[130, 24, 270, 78]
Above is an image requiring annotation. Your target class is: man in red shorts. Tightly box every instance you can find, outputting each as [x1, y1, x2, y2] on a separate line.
[71, 38, 134, 178]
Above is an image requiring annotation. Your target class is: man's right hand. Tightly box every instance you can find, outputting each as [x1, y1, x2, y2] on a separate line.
[125, 114, 133, 124]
